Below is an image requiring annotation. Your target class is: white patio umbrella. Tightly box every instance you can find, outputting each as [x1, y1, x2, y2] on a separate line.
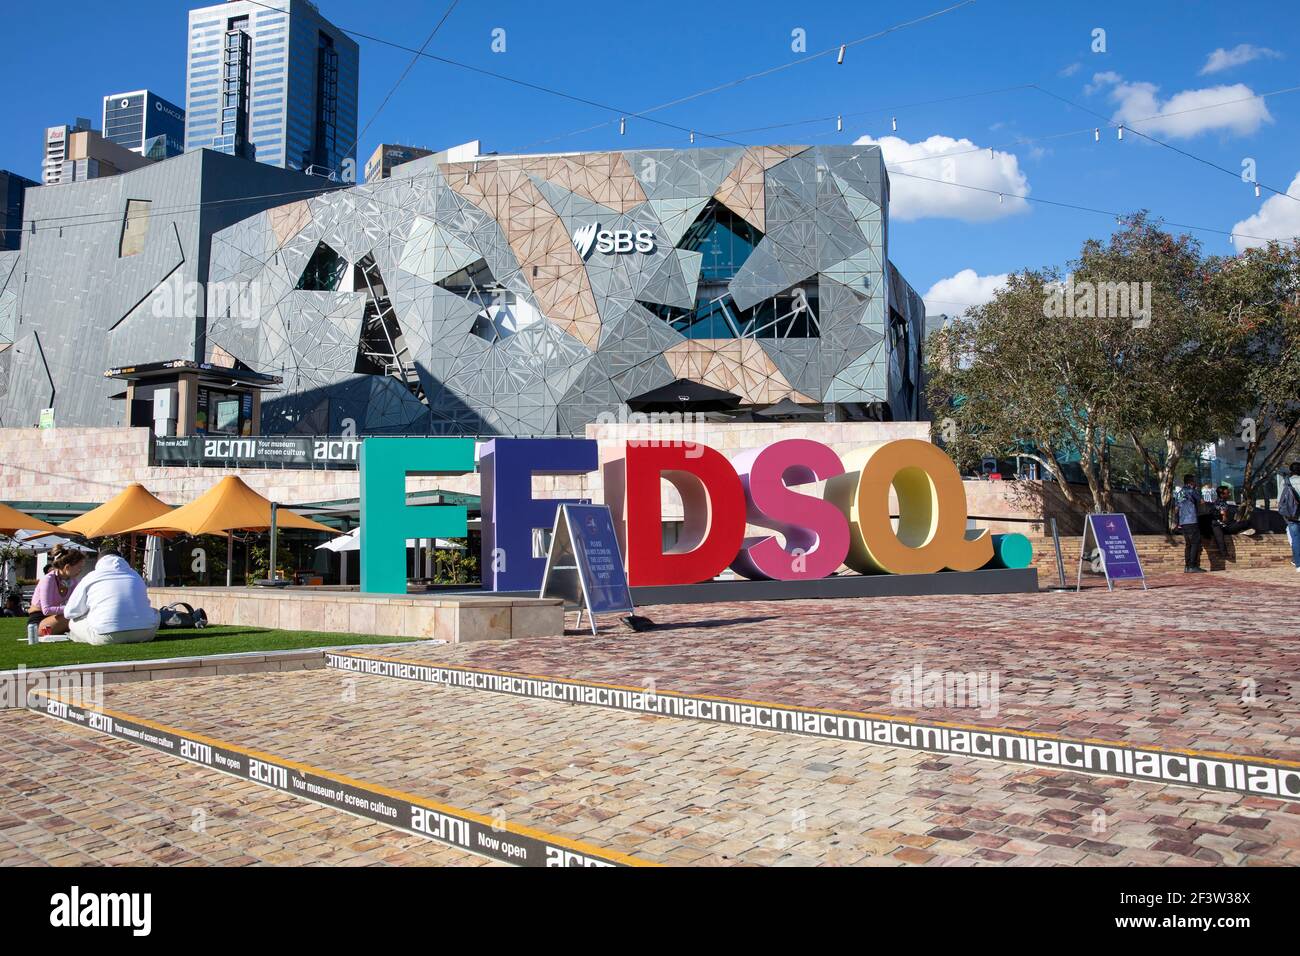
[143, 535, 165, 587]
[314, 529, 467, 583]
[313, 530, 465, 553]
[316, 527, 360, 552]
[9, 530, 95, 554]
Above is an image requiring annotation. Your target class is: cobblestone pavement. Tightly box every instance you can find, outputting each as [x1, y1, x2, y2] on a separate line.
[368, 571, 1300, 763]
[9, 669, 1300, 866]
[0, 710, 493, 866]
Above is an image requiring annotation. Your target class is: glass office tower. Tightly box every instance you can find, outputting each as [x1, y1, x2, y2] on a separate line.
[184, 0, 358, 176]
[102, 91, 186, 160]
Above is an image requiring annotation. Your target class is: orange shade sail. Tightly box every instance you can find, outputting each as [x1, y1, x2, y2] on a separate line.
[57, 483, 174, 538]
[119, 476, 338, 536]
[0, 502, 63, 536]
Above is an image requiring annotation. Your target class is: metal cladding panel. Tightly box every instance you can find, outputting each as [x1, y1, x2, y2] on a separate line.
[0, 149, 339, 428]
[4, 146, 925, 433]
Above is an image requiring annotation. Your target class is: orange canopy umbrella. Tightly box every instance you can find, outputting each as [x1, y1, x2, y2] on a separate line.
[119, 475, 338, 536]
[56, 483, 174, 539]
[0, 502, 63, 536]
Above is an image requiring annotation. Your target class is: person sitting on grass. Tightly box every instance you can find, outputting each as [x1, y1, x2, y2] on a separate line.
[63, 543, 159, 646]
[27, 544, 87, 636]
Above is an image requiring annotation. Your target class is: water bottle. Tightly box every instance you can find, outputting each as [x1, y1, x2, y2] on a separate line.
[26, 622, 38, 645]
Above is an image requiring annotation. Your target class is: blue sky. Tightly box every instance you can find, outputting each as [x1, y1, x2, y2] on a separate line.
[4, 0, 1299, 314]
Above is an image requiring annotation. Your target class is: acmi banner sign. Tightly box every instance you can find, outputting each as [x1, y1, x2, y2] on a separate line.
[357, 437, 1033, 595]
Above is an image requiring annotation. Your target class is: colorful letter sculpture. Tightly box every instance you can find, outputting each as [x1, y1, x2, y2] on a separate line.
[730, 439, 850, 581]
[480, 438, 599, 591]
[825, 439, 993, 574]
[360, 435, 1030, 594]
[604, 443, 747, 587]
[359, 437, 475, 595]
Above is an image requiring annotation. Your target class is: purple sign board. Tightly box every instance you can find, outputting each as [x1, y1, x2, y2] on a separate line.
[565, 504, 634, 615]
[1088, 513, 1145, 581]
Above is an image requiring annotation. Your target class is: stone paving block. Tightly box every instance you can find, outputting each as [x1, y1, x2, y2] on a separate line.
[12, 666, 1300, 866]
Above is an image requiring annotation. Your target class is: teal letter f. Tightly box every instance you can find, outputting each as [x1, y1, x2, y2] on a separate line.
[360, 437, 476, 594]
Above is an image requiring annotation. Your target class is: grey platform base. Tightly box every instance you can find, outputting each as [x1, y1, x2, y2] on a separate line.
[627, 568, 1038, 605]
[477, 568, 1038, 607]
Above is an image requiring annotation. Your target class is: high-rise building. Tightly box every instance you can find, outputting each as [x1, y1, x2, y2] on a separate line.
[363, 144, 433, 184]
[363, 141, 481, 183]
[184, 0, 358, 177]
[42, 121, 152, 186]
[0, 170, 38, 252]
[102, 91, 186, 160]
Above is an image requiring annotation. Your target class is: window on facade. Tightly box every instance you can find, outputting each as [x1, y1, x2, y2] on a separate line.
[678, 199, 764, 281]
[296, 241, 347, 291]
[118, 199, 151, 257]
[438, 258, 541, 344]
[643, 282, 820, 340]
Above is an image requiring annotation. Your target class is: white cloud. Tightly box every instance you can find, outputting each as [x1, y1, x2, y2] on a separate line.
[1084, 71, 1124, 95]
[1058, 62, 1082, 78]
[1087, 72, 1272, 138]
[1230, 171, 1300, 250]
[1200, 44, 1282, 75]
[854, 134, 1030, 222]
[922, 269, 1009, 316]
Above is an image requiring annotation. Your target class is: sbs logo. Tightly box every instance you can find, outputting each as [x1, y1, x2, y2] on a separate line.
[571, 222, 655, 260]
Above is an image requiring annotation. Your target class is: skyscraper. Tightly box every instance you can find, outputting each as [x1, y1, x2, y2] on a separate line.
[184, 0, 358, 177]
[0, 169, 38, 252]
[102, 91, 186, 160]
[41, 120, 152, 186]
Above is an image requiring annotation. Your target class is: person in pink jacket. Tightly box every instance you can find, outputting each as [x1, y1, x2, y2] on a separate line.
[28, 544, 88, 636]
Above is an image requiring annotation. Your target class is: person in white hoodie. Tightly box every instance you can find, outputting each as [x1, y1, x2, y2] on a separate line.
[63, 544, 160, 646]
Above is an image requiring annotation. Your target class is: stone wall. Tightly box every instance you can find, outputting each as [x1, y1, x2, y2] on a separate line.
[0, 422, 927, 512]
[2, 423, 1166, 542]
[148, 587, 563, 642]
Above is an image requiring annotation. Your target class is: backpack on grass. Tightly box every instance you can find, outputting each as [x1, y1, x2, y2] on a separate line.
[158, 602, 208, 629]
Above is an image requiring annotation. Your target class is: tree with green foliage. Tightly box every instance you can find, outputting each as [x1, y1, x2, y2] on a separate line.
[926, 213, 1249, 523]
[1075, 215, 1243, 525]
[1202, 241, 1300, 515]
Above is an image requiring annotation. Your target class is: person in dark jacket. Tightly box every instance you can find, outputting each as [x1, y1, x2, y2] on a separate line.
[1174, 474, 1205, 573]
[1208, 485, 1256, 555]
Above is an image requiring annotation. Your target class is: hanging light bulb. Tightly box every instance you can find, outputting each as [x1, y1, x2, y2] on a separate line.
[836, 115, 843, 132]
[689, 130, 695, 144]
[988, 147, 993, 159]
[1117, 125, 1124, 141]
[1094, 128, 1100, 142]
[1255, 183, 1261, 198]
[998, 193, 1003, 204]
[837, 44, 846, 65]
[619, 117, 626, 135]
[891, 116, 897, 132]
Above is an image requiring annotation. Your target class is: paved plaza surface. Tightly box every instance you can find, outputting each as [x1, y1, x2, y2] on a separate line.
[2, 567, 1298, 866]
[0, 712, 491, 867]
[363, 570, 1300, 763]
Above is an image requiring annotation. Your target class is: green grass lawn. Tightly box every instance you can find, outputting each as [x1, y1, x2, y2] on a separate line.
[0, 617, 410, 670]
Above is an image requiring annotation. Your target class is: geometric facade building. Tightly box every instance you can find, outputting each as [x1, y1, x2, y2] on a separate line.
[0, 149, 339, 428]
[203, 145, 926, 435]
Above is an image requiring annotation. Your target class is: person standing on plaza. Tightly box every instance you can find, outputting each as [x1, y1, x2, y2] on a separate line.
[1281, 461, 1300, 572]
[1175, 474, 1206, 573]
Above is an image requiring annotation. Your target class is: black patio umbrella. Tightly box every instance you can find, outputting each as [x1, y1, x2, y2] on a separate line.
[753, 397, 824, 421]
[626, 379, 742, 413]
